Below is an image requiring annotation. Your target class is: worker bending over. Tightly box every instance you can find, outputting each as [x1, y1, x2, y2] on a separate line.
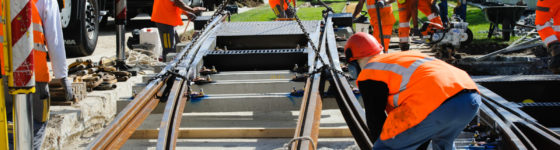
[6, 0, 73, 149]
[344, 32, 480, 149]
[353, 0, 396, 53]
[152, 0, 205, 61]
[397, 0, 444, 50]
[535, 0, 560, 73]
[269, 0, 296, 19]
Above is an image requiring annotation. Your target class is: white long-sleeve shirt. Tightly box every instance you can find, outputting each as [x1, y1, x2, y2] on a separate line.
[35, 0, 68, 79]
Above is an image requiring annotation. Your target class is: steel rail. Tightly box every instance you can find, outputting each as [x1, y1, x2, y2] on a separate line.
[156, 76, 185, 150]
[478, 85, 560, 149]
[292, 74, 323, 150]
[88, 15, 225, 149]
[292, 18, 328, 150]
[322, 13, 373, 149]
[479, 97, 535, 149]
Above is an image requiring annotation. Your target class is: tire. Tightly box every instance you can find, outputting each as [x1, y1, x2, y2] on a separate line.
[64, 0, 99, 57]
[462, 28, 473, 45]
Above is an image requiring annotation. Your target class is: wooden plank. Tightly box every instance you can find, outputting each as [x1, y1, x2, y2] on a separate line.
[130, 127, 352, 139]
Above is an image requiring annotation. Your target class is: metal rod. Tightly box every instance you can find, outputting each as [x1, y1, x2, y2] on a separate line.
[116, 25, 126, 61]
[13, 94, 33, 150]
[374, 0, 386, 52]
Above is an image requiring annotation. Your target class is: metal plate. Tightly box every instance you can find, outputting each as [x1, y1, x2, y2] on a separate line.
[216, 21, 321, 50]
[203, 49, 307, 71]
[473, 75, 560, 103]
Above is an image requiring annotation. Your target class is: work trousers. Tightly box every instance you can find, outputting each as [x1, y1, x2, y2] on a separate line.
[156, 23, 179, 62]
[368, 5, 395, 53]
[535, 0, 560, 46]
[397, 0, 443, 43]
[373, 91, 480, 150]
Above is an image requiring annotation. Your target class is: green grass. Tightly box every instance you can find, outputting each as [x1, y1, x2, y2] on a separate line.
[230, 0, 348, 21]
[230, 0, 517, 44]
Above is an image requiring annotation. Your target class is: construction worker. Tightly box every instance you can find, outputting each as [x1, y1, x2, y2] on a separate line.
[353, 0, 396, 53]
[436, 0, 467, 25]
[344, 32, 480, 149]
[151, 0, 205, 61]
[269, 0, 296, 19]
[535, 0, 560, 73]
[397, 0, 444, 50]
[5, 0, 73, 149]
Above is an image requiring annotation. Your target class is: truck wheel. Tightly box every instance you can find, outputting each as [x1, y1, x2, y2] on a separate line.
[64, 0, 99, 57]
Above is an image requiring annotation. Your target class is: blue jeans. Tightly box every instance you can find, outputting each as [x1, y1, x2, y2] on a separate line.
[373, 91, 481, 150]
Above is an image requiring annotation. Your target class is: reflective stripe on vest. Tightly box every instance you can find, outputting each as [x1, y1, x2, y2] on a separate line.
[363, 57, 436, 108]
[366, 3, 391, 9]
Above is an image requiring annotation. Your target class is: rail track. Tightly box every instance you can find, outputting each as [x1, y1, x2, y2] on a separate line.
[88, 3, 560, 149]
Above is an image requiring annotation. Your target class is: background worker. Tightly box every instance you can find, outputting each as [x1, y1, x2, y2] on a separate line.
[151, 0, 205, 62]
[269, 0, 296, 19]
[344, 32, 480, 149]
[436, 0, 467, 25]
[535, 0, 560, 74]
[6, 0, 73, 149]
[353, 0, 396, 53]
[397, 0, 444, 50]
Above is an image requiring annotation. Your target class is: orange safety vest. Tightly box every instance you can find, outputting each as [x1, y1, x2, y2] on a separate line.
[31, 0, 50, 82]
[356, 51, 478, 140]
[151, 0, 184, 26]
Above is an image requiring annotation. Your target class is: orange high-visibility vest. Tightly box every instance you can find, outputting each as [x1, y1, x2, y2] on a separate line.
[31, 0, 50, 82]
[535, 0, 560, 45]
[356, 51, 478, 140]
[151, 0, 184, 26]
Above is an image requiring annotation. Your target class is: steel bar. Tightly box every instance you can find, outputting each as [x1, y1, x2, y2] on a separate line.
[476, 37, 542, 61]
[130, 127, 352, 139]
[106, 97, 159, 149]
[13, 94, 33, 150]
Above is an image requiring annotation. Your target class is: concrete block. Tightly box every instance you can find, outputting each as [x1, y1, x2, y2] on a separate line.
[117, 94, 342, 114]
[209, 70, 295, 80]
[192, 79, 304, 94]
[42, 72, 143, 149]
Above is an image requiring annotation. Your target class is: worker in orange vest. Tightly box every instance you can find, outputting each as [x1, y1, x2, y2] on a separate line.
[397, 0, 444, 50]
[353, 0, 395, 53]
[6, 0, 73, 149]
[344, 32, 479, 149]
[152, 0, 205, 61]
[535, 0, 560, 73]
[269, 0, 296, 18]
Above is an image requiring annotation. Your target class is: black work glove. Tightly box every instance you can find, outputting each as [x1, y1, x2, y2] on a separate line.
[60, 77, 75, 101]
[430, 4, 440, 15]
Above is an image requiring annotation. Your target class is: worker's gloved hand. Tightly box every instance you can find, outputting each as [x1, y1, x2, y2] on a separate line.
[430, 3, 440, 15]
[375, 0, 385, 8]
[60, 77, 75, 101]
[192, 7, 206, 13]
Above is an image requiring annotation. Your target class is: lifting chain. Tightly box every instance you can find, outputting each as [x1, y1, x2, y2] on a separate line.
[289, 6, 352, 80]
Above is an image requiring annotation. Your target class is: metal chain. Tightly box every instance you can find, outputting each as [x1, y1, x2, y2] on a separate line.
[150, 0, 230, 82]
[289, 8, 352, 80]
[290, 9, 327, 67]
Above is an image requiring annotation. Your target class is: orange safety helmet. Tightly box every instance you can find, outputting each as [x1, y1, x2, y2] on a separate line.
[344, 32, 383, 62]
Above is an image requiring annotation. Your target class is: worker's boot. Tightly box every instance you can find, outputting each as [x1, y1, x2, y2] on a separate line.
[549, 41, 560, 74]
[399, 43, 410, 51]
